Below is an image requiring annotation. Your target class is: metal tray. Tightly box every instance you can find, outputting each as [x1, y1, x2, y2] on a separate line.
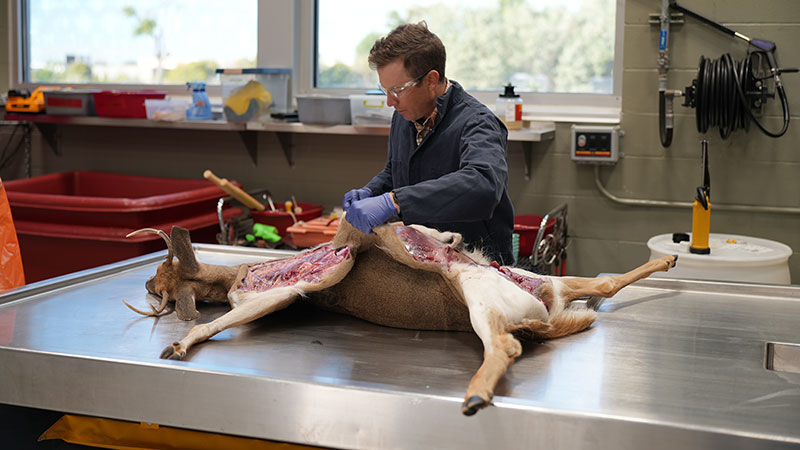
[1, 244, 799, 449]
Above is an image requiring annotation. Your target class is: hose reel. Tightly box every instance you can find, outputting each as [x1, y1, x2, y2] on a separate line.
[658, 1, 798, 147]
[683, 49, 794, 140]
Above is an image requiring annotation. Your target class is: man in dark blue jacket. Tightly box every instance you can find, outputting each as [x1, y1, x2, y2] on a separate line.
[343, 22, 514, 264]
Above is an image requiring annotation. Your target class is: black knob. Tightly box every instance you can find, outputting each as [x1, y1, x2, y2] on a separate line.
[672, 232, 690, 243]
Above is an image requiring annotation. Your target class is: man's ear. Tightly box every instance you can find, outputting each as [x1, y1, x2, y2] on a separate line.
[426, 70, 441, 92]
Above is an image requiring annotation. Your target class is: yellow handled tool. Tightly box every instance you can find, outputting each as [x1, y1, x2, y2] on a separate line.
[690, 140, 711, 254]
[203, 170, 265, 211]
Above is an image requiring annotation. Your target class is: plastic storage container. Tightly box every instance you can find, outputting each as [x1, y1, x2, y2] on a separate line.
[250, 202, 323, 237]
[514, 214, 557, 257]
[14, 208, 241, 283]
[647, 233, 792, 284]
[287, 216, 340, 248]
[297, 95, 351, 125]
[216, 68, 292, 121]
[4, 171, 237, 227]
[93, 91, 167, 118]
[349, 94, 394, 126]
[145, 98, 193, 121]
[44, 89, 100, 116]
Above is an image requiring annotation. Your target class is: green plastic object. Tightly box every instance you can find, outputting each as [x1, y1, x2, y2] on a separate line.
[253, 223, 281, 243]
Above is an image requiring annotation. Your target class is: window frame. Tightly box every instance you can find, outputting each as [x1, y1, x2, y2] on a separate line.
[7, 0, 623, 122]
[6, 0, 286, 98]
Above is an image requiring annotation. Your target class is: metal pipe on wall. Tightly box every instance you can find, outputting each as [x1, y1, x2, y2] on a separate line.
[593, 165, 800, 214]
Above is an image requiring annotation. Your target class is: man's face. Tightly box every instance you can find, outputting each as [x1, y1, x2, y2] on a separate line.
[377, 59, 436, 122]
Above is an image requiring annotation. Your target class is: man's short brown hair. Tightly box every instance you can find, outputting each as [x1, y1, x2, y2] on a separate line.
[368, 21, 446, 83]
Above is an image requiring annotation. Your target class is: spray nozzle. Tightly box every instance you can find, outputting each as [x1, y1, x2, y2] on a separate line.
[695, 139, 710, 209]
[186, 81, 207, 92]
[500, 83, 519, 98]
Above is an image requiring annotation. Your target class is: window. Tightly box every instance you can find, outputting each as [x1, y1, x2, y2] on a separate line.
[313, 0, 624, 119]
[23, 0, 257, 85]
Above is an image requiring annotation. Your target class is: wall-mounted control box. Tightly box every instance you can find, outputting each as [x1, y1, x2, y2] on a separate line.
[570, 125, 623, 164]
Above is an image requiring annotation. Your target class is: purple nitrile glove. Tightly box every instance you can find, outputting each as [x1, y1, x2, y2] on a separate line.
[342, 187, 372, 211]
[345, 192, 397, 234]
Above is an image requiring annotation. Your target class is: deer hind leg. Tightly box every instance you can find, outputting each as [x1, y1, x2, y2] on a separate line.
[462, 306, 521, 416]
[556, 255, 677, 301]
[160, 286, 303, 360]
[457, 267, 541, 416]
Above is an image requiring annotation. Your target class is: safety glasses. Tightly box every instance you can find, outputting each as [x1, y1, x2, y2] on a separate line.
[378, 69, 433, 99]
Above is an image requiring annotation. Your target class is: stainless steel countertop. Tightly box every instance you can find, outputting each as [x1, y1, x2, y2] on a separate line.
[1, 244, 799, 449]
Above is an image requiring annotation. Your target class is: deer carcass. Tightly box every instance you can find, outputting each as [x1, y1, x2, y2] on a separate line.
[124, 220, 677, 416]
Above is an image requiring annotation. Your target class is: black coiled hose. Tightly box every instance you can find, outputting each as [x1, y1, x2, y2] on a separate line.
[695, 53, 790, 139]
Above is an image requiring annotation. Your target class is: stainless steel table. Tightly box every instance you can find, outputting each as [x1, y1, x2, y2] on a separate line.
[1, 244, 799, 449]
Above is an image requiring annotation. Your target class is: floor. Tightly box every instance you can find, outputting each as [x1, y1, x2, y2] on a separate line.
[0, 404, 96, 450]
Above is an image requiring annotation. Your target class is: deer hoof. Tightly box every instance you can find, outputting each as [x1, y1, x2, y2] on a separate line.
[160, 342, 184, 360]
[461, 395, 489, 416]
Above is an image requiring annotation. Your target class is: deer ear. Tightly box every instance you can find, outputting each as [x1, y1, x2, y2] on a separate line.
[170, 226, 200, 275]
[174, 286, 200, 321]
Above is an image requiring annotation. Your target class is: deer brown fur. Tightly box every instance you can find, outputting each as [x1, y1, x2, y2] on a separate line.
[126, 220, 677, 415]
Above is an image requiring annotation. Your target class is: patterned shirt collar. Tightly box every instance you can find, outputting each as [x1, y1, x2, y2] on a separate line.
[413, 79, 452, 146]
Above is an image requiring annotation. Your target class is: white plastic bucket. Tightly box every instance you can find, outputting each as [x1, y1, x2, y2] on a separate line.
[648, 233, 792, 285]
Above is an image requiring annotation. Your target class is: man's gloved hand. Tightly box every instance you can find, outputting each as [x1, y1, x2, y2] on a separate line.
[342, 187, 372, 211]
[345, 193, 397, 234]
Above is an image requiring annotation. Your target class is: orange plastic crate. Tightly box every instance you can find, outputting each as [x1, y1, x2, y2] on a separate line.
[286, 216, 340, 248]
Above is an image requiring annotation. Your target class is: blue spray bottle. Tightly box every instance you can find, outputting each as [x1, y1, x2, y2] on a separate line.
[186, 82, 212, 120]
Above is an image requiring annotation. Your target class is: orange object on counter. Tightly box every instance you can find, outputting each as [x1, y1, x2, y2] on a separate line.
[5, 87, 55, 113]
[0, 178, 25, 289]
[286, 216, 340, 248]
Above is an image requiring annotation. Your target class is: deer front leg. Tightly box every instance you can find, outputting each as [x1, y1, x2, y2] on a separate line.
[161, 286, 302, 360]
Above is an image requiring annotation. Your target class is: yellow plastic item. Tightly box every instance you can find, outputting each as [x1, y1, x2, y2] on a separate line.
[690, 195, 711, 254]
[223, 80, 273, 119]
[0, 178, 25, 290]
[5, 86, 54, 113]
[39, 414, 324, 450]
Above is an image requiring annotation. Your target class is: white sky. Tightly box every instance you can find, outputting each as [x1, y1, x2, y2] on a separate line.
[30, 0, 580, 68]
[317, 0, 577, 66]
[29, 0, 257, 67]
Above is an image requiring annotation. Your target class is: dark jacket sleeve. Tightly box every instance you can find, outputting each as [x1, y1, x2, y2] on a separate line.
[393, 112, 508, 223]
[365, 158, 393, 196]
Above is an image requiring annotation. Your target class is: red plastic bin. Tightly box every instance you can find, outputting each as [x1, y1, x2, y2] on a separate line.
[514, 214, 557, 257]
[93, 90, 167, 118]
[4, 171, 236, 227]
[14, 208, 241, 283]
[251, 202, 323, 236]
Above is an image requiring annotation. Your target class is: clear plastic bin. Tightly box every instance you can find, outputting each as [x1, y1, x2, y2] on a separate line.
[145, 98, 192, 121]
[349, 94, 394, 126]
[216, 68, 292, 121]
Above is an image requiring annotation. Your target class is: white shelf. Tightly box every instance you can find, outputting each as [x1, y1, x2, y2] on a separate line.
[5, 114, 555, 141]
[5, 114, 554, 176]
[3, 114, 247, 131]
[246, 121, 390, 136]
[247, 120, 556, 142]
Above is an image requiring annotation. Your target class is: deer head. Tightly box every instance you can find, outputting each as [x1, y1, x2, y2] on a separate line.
[123, 226, 239, 320]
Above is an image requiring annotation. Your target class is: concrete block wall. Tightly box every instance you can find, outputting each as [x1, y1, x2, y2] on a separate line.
[1, 0, 798, 281]
[0, 2, 8, 94]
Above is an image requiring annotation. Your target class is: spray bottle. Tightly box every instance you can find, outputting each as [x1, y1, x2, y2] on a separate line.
[186, 82, 212, 120]
[690, 140, 711, 254]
